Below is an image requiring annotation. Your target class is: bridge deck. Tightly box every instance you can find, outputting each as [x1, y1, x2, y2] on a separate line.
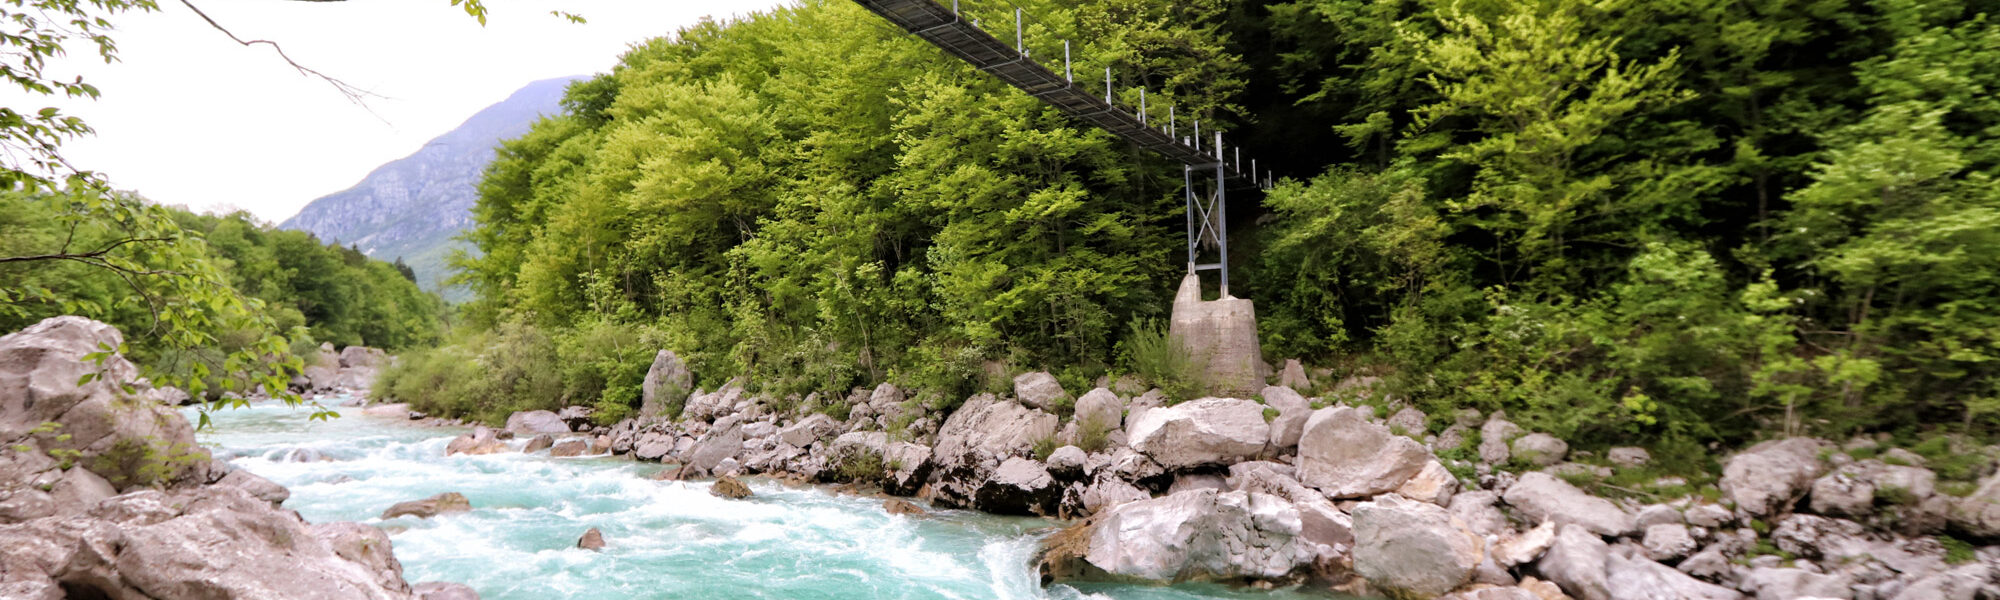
[853, 0, 1253, 179]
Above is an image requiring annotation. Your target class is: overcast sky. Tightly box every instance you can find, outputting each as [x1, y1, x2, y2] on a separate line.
[0, 0, 786, 224]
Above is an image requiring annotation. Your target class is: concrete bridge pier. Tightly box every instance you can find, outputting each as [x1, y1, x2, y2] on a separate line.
[1167, 273, 1264, 398]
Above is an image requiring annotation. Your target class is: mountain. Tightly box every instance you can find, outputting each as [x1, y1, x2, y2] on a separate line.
[280, 76, 583, 300]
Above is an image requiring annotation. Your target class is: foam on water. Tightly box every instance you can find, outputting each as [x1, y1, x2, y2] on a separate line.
[190, 395, 1344, 600]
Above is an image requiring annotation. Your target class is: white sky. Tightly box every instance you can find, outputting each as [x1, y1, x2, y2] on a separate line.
[0, 0, 786, 224]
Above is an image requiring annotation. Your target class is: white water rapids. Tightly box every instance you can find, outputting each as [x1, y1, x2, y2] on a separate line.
[190, 394, 1343, 599]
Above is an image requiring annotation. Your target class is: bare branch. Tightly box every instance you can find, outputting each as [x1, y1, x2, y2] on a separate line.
[176, 0, 384, 106]
[0, 236, 175, 264]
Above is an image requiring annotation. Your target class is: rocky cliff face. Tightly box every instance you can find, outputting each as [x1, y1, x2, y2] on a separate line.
[280, 76, 582, 298]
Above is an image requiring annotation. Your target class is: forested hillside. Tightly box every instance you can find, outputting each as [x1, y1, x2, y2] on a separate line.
[1, 191, 445, 402]
[396, 0, 1998, 460]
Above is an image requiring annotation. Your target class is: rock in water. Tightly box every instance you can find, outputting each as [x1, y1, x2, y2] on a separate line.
[505, 410, 569, 435]
[973, 457, 1061, 515]
[1126, 397, 1269, 470]
[885, 498, 924, 516]
[523, 434, 555, 453]
[1296, 406, 1430, 498]
[712, 475, 753, 499]
[577, 527, 606, 550]
[445, 427, 507, 456]
[381, 492, 473, 519]
[549, 439, 589, 457]
[1351, 494, 1483, 599]
[1079, 489, 1318, 581]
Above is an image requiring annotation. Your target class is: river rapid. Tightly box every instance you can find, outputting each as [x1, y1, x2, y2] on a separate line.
[190, 395, 1344, 600]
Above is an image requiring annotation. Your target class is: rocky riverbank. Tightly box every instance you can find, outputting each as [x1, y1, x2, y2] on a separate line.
[414, 347, 2000, 599]
[0, 316, 473, 599]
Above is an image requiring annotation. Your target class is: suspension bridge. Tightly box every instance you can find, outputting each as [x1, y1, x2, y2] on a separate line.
[850, 0, 1265, 296]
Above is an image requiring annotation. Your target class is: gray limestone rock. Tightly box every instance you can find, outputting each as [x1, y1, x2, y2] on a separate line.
[1352, 494, 1483, 599]
[1719, 438, 1831, 518]
[1083, 489, 1317, 581]
[1296, 406, 1430, 498]
[1012, 372, 1071, 412]
[1127, 397, 1270, 470]
[1502, 472, 1637, 537]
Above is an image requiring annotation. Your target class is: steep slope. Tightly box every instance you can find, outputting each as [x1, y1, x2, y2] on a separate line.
[281, 76, 581, 299]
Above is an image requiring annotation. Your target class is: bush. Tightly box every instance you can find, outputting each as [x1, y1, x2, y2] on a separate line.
[1117, 318, 1206, 403]
[372, 322, 562, 424]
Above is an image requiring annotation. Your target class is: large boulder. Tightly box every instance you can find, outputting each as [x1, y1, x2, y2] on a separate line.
[1604, 552, 1743, 600]
[1535, 524, 1610, 600]
[1296, 406, 1431, 498]
[1260, 386, 1311, 449]
[444, 427, 507, 456]
[0, 486, 421, 599]
[1079, 489, 1319, 581]
[973, 457, 1061, 516]
[504, 410, 569, 436]
[215, 467, 290, 506]
[882, 442, 934, 496]
[778, 413, 839, 447]
[681, 384, 745, 423]
[1949, 472, 2000, 537]
[1126, 397, 1268, 470]
[338, 345, 388, 369]
[927, 395, 1057, 507]
[1277, 360, 1310, 390]
[1719, 438, 1830, 517]
[380, 492, 472, 520]
[0, 317, 455, 599]
[687, 422, 745, 474]
[0, 316, 212, 489]
[1351, 494, 1484, 599]
[1012, 372, 1070, 412]
[1502, 472, 1637, 537]
[1073, 388, 1124, 434]
[640, 349, 692, 417]
[1510, 433, 1568, 467]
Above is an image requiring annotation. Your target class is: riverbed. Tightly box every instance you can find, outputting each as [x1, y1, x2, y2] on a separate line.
[190, 395, 1342, 600]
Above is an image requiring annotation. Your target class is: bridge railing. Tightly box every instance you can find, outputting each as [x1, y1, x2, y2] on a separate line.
[878, 0, 1272, 188]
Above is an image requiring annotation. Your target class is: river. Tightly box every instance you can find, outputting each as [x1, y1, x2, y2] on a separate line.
[190, 394, 1342, 600]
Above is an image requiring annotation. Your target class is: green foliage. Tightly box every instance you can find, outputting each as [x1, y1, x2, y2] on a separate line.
[1032, 434, 1059, 462]
[1247, 0, 2000, 456]
[452, 0, 1239, 403]
[837, 449, 887, 484]
[1117, 318, 1206, 403]
[1942, 535, 1977, 565]
[373, 322, 563, 424]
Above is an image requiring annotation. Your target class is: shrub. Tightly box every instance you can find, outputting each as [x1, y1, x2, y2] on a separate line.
[1117, 318, 1206, 403]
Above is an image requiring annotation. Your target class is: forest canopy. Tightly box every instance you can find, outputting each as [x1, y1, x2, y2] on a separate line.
[413, 0, 2000, 458]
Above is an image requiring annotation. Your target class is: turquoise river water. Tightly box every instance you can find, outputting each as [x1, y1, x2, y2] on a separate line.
[190, 394, 1345, 600]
